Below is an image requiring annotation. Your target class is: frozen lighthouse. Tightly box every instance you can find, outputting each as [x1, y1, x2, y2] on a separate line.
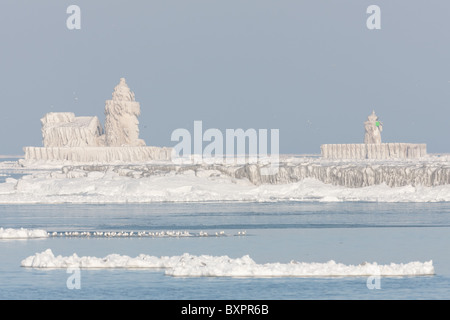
[23, 78, 171, 162]
[364, 111, 383, 145]
[104, 78, 146, 147]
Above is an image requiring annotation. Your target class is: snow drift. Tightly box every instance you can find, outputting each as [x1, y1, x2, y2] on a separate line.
[21, 249, 434, 277]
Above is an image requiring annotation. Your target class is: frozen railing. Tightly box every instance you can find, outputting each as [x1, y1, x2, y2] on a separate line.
[23, 146, 173, 162]
[320, 143, 427, 160]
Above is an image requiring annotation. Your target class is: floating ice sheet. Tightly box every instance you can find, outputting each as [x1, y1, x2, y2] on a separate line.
[21, 249, 434, 277]
[0, 227, 48, 239]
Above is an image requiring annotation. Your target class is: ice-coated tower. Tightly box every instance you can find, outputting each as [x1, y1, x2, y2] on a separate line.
[364, 111, 383, 144]
[104, 78, 146, 147]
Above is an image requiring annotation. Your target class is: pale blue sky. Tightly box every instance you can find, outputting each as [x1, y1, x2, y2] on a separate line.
[1, 1, 450, 155]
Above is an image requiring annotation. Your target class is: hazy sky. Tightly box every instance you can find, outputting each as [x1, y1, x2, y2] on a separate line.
[1, 1, 450, 155]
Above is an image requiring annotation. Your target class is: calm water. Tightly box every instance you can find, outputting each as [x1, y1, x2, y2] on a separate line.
[0, 202, 449, 300]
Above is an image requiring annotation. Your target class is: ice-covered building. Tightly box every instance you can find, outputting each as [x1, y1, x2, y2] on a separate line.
[24, 78, 172, 162]
[321, 111, 427, 160]
[40, 112, 104, 148]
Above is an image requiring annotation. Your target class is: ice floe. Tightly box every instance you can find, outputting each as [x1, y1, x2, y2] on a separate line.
[0, 227, 48, 239]
[21, 249, 434, 277]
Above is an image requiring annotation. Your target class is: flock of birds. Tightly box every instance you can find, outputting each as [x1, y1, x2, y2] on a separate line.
[50, 230, 247, 238]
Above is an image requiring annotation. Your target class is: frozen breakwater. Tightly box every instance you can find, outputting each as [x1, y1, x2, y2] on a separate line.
[3, 156, 450, 203]
[240, 160, 450, 188]
[58, 158, 450, 188]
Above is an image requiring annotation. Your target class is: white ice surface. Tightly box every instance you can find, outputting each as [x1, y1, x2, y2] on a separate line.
[21, 249, 434, 277]
[0, 228, 48, 239]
